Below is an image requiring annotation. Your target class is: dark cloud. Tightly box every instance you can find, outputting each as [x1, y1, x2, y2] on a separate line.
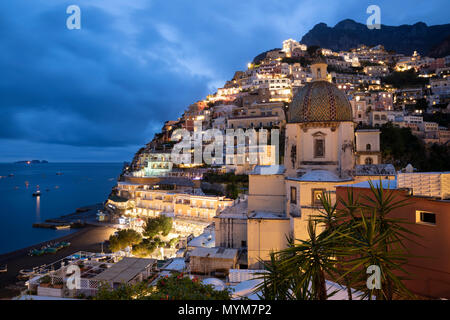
[0, 0, 448, 161]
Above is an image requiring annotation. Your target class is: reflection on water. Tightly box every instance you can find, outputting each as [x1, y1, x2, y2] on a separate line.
[36, 196, 41, 223]
[0, 162, 122, 254]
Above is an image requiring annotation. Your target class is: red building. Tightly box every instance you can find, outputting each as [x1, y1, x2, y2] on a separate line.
[336, 181, 450, 299]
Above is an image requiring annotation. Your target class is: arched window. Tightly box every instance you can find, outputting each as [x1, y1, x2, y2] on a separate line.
[366, 144, 371, 151]
[365, 157, 373, 165]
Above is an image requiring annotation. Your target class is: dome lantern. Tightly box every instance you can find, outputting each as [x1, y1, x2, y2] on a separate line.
[310, 56, 328, 81]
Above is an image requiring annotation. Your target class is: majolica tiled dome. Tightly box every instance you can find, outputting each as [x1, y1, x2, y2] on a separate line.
[289, 80, 353, 123]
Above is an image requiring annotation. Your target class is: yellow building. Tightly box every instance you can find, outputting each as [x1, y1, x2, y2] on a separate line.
[122, 188, 233, 220]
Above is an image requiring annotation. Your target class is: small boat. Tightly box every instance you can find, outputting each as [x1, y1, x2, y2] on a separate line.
[30, 248, 45, 256]
[55, 225, 70, 230]
[18, 268, 35, 279]
[56, 172, 63, 175]
[0, 264, 7, 273]
[32, 190, 41, 197]
[61, 241, 71, 247]
[44, 247, 58, 254]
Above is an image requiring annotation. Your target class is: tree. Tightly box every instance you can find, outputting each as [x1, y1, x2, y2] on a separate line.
[132, 238, 158, 257]
[255, 250, 308, 300]
[143, 216, 173, 238]
[94, 281, 151, 300]
[381, 70, 427, 88]
[413, 98, 428, 112]
[307, 45, 320, 57]
[256, 180, 419, 300]
[109, 229, 142, 252]
[255, 220, 345, 300]
[226, 182, 239, 199]
[94, 273, 231, 300]
[336, 181, 418, 300]
[380, 122, 426, 169]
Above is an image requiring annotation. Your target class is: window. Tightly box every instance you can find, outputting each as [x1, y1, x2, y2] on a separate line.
[366, 143, 371, 151]
[314, 139, 325, 158]
[416, 210, 436, 225]
[365, 157, 373, 165]
[312, 189, 326, 206]
[290, 187, 297, 204]
[241, 240, 247, 247]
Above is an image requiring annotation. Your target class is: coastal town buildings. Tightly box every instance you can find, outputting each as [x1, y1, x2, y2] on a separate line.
[213, 59, 397, 269]
[103, 39, 450, 290]
[8, 35, 450, 301]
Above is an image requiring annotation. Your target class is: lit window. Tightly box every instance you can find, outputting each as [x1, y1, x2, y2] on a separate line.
[416, 211, 436, 225]
[312, 189, 326, 206]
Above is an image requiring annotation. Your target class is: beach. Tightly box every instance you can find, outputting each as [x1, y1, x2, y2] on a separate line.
[0, 225, 116, 299]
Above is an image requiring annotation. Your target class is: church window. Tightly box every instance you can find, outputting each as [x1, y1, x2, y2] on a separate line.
[312, 189, 326, 206]
[314, 139, 325, 158]
[365, 157, 373, 165]
[366, 144, 371, 151]
[290, 187, 297, 204]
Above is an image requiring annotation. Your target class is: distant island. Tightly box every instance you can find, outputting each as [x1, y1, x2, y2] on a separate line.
[15, 160, 49, 164]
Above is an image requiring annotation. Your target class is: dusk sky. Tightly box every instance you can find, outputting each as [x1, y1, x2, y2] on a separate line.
[1, 0, 449, 162]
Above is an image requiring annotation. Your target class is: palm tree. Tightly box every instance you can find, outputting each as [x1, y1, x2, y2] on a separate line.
[337, 180, 418, 300]
[261, 220, 345, 300]
[255, 251, 305, 300]
[311, 190, 363, 300]
[256, 179, 418, 300]
[337, 208, 413, 300]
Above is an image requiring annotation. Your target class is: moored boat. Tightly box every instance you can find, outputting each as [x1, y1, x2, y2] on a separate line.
[18, 268, 36, 279]
[54, 225, 70, 230]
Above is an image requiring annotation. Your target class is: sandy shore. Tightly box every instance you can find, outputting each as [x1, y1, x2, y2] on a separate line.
[0, 225, 116, 299]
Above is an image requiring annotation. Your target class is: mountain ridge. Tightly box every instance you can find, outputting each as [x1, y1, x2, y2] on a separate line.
[300, 19, 450, 57]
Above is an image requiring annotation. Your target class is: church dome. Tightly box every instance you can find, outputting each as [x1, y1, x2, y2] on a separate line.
[288, 80, 353, 123]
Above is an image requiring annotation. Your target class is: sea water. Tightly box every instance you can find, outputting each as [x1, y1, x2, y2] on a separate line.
[0, 162, 122, 254]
